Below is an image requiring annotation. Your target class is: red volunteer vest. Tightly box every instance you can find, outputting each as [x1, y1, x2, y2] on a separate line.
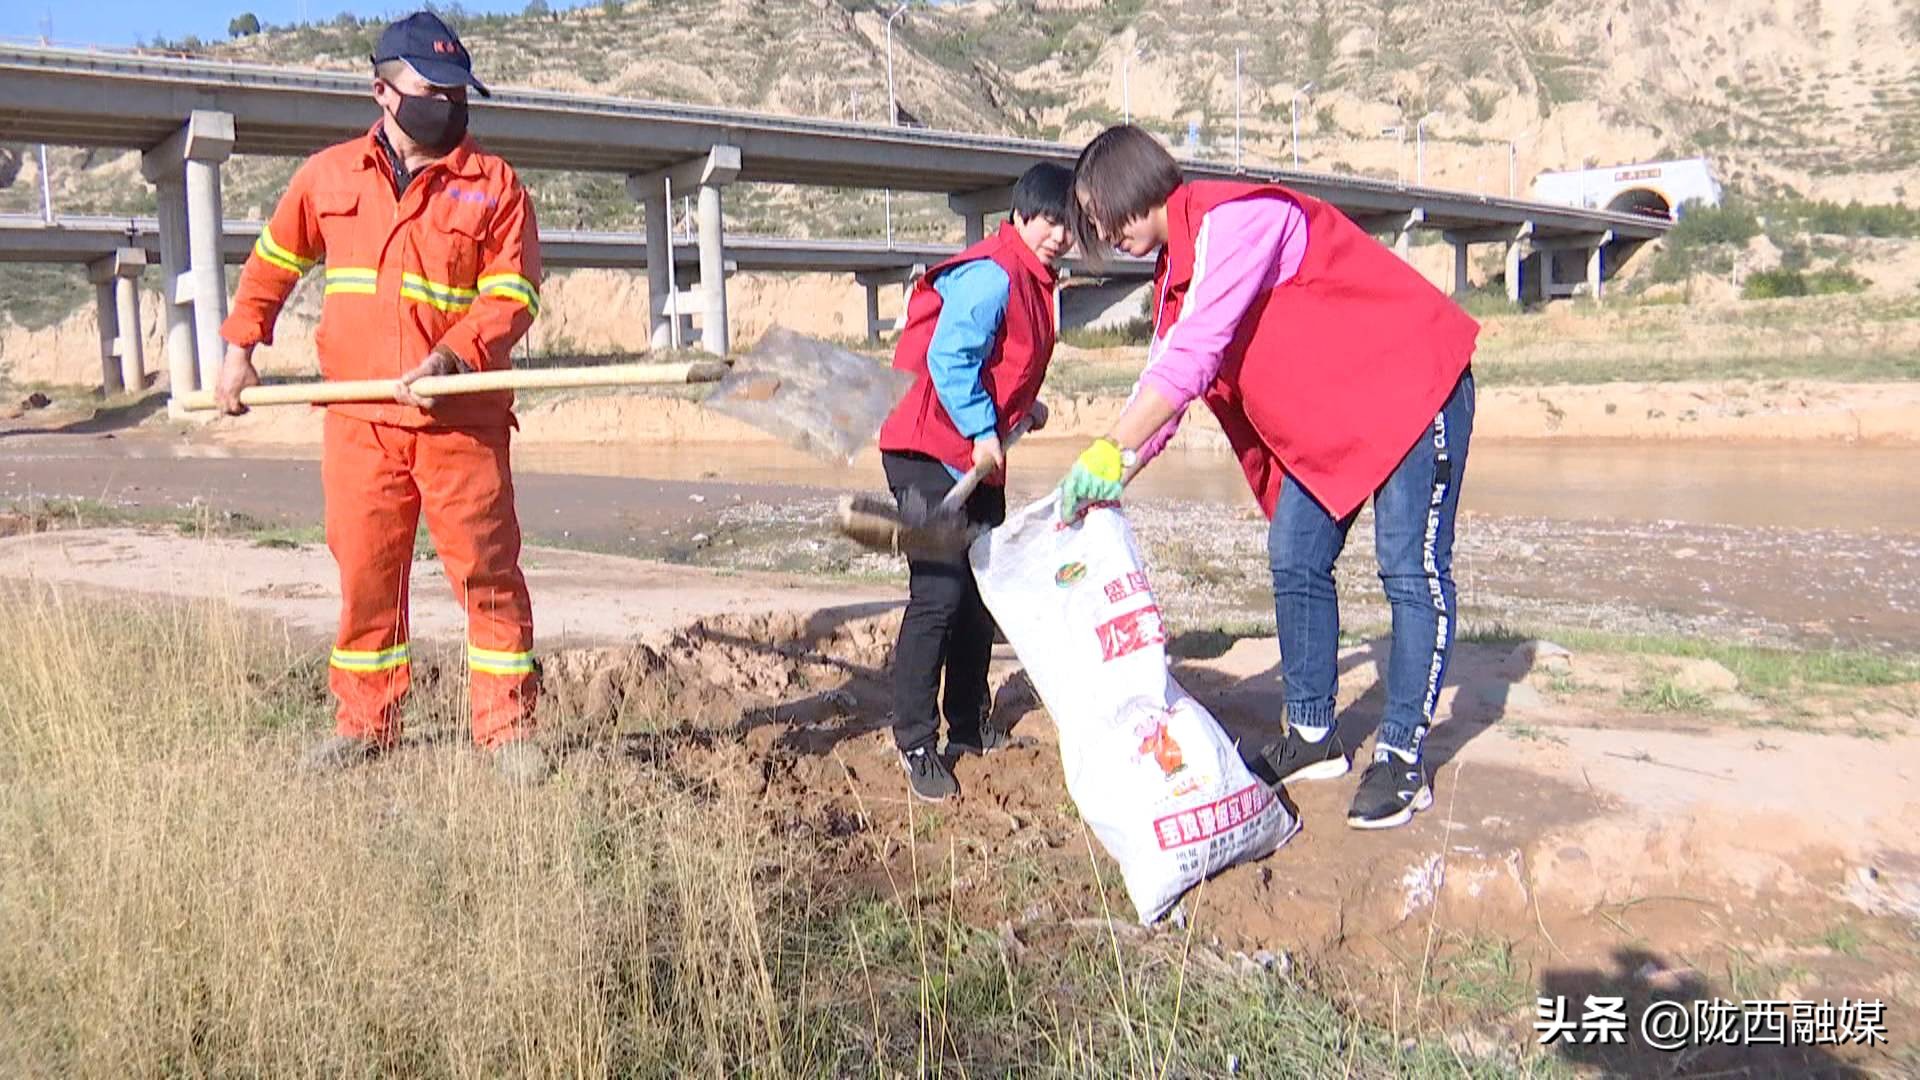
[1161, 181, 1478, 519]
[876, 222, 1058, 485]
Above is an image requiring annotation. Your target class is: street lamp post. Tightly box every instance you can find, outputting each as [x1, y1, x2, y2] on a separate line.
[1233, 48, 1242, 169]
[1380, 125, 1405, 182]
[884, 1, 908, 249]
[1290, 81, 1314, 169]
[884, 1, 908, 127]
[1505, 126, 1543, 198]
[35, 18, 55, 224]
[1415, 112, 1439, 185]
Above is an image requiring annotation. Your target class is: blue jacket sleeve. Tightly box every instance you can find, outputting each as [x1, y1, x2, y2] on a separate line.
[926, 260, 1011, 441]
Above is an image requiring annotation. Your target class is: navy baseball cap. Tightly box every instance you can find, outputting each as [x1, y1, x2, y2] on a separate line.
[372, 12, 491, 98]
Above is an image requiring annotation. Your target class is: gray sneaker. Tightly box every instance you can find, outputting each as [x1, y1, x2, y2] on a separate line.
[492, 741, 551, 786]
[900, 746, 957, 802]
[946, 726, 1012, 756]
[299, 734, 381, 774]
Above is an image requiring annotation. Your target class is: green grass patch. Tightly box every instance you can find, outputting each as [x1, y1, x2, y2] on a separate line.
[1641, 199, 1762, 284]
[1436, 934, 1536, 1015]
[1168, 621, 1272, 660]
[5, 496, 209, 535]
[1472, 348, 1920, 387]
[0, 265, 91, 332]
[1041, 358, 1141, 397]
[1459, 290, 1523, 319]
[1, 496, 426, 558]
[1742, 267, 1872, 300]
[244, 523, 327, 549]
[1466, 623, 1920, 691]
[1059, 318, 1153, 350]
[1767, 198, 1920, 239]
[1804, 914, 1866, 949]
[1503, 723, 1568, 745]
[1623, 676, 1715, 714]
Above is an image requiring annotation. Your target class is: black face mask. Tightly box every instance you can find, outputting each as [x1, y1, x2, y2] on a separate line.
[391, 92, 468, 153]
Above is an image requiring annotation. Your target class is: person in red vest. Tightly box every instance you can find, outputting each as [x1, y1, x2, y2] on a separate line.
[875, 162, 1075, 802]
[1056, 126, 1479, 830]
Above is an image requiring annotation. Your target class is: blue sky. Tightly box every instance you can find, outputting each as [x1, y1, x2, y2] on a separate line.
[0, 0, 585, 49]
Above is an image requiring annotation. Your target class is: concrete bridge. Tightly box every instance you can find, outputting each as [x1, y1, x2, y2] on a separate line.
[0, 213, 1153, 391]
[0, 43, 1668, 407]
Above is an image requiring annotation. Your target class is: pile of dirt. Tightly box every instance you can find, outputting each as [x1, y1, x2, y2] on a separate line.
[488, 614, 1920, 1071]
[539, 609, 901, 729]
[522, 612, 1918, 981]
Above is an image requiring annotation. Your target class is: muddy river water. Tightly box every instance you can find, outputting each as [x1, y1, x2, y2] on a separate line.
[511, 438, 1920, 535]
[5, 434, 1915, 650]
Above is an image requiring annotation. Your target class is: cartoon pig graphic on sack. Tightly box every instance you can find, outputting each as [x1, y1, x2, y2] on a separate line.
[1119, 697, 1186, 778]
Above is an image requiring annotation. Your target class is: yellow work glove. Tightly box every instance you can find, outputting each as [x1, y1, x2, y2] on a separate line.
[1057, 437, 1127, 522]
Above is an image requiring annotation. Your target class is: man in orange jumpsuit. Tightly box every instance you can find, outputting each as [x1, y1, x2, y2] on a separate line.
[215, 11, 546, 782]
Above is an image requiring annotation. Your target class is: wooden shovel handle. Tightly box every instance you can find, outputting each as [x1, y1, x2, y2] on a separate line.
[936, 416, 1034, 515]
[177, 360, 728, 411]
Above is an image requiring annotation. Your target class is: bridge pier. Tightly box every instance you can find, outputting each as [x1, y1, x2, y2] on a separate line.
[90, 276, 117, 392]
[140, 110, 233, 411]
[87, 248, 148, 394]
[697, 181, 729, 355]
[1356, 208, 1426, 263]
[1532, 230, 1615, 305]
[634, 183, 673, 349]
[857, 264, 926, 342]
[1505, 240, 1524, 305]
[949, 185, 1013, 248]
[1395, 209, 1424, 262]
[1446, 222, 1535, 306]
[629, 144, 740, 355]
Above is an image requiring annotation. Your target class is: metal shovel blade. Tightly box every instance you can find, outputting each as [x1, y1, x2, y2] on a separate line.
[702, 325, 914, 464]
[836, 490, 980, 561]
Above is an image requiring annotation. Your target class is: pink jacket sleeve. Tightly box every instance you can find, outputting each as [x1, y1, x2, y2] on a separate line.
[1133, 194, 1309, 464]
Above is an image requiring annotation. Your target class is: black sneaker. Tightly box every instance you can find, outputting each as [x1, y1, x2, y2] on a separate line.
[1253, 726, 1350, 786]
[901, 746, 958, 802]
[946, 726, 1011, 756]
[1346, 754, 1434, 830]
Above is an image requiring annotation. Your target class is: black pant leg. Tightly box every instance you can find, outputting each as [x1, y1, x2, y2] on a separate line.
[883, 452, 968, 753]
[940, 479, 1006, 741]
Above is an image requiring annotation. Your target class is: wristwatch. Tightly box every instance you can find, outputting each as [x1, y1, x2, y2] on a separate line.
[1101, 436, 1138, 471]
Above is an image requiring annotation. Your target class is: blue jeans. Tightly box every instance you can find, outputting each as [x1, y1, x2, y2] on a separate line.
[1266, 372, 1475, 759]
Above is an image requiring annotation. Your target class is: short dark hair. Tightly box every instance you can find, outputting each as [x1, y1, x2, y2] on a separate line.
[1010, 162, 1074, 224]
[1068, 125, 1184, 256]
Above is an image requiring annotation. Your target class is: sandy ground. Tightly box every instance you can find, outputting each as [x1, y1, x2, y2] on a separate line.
[0, 527, 897, 648]
[2, 526, 1914, 935]
[0, 523, 1914, 1073]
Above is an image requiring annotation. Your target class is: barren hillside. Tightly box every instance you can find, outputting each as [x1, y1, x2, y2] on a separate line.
[4, 0, 1914, 228]
[1, 0, 1916, 385]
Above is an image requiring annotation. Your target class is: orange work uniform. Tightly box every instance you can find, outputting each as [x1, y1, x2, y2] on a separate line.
[222, 124, 543, 748]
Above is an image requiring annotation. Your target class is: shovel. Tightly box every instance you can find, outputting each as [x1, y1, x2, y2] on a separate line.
[701, 325, 916, 463]
[180, 324, 914, 465]
[835, 417, 1032, 560]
